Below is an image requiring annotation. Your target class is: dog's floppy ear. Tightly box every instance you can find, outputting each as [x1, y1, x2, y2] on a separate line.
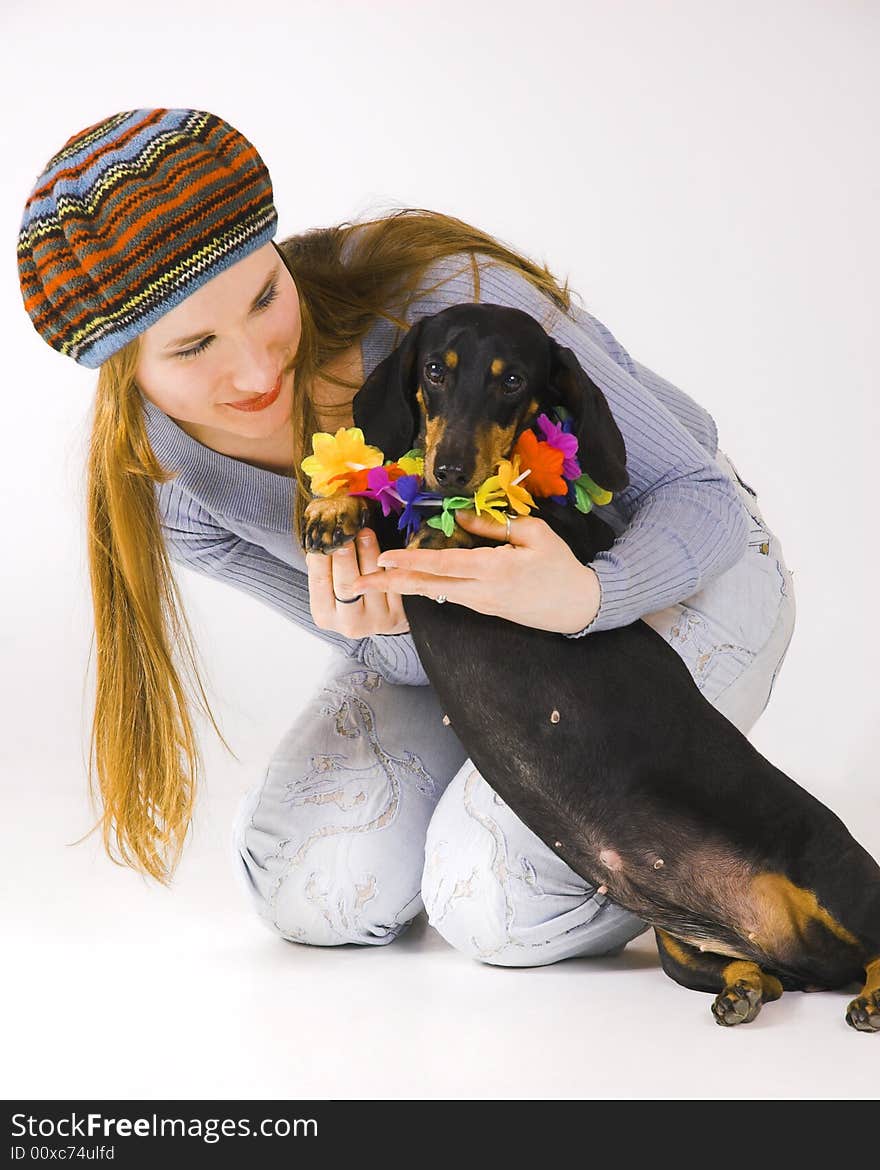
[547, 337, 629, 492]
[352, 318, 426, 458]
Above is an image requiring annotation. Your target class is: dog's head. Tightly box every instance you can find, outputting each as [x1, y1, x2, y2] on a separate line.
[352, 302, 629, 499]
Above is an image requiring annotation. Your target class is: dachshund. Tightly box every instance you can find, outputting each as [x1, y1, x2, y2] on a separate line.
[303, 301, 880, 1030]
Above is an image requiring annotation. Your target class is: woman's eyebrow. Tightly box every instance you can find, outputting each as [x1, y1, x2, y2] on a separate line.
[162, 265, 280, 351]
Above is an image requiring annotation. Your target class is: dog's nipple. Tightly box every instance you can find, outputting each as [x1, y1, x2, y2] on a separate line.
[599, 848, 623, 871]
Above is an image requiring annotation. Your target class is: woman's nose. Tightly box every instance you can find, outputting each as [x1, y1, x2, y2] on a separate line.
[228, 343, 278, 395]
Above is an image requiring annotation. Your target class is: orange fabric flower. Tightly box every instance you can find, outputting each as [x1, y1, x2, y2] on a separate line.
[511, 430, 567, 497]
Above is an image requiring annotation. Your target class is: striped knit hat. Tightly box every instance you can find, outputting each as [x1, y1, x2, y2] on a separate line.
[17, 109, 278, 368]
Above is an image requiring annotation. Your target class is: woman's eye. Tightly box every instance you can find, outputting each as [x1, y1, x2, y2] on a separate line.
[255, 281, 279, 312]
[174, 281, 280, 360]
[424, 361, 446, 382]
[176, 338, 213, 361]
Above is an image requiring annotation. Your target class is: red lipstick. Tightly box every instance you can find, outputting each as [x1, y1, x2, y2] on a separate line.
[226, 372, 283, 413]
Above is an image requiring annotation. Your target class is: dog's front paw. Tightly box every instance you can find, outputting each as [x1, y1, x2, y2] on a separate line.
[845, 989, 880, 1033]
[304, 496, 371, 554]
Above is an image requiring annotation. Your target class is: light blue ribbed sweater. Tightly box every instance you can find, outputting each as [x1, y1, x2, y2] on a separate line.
[143, 250, 750, 686]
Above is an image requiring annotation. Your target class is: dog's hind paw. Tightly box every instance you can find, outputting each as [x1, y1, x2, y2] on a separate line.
[845, 990, 880, 1033]
[711, 980, 764, 1027]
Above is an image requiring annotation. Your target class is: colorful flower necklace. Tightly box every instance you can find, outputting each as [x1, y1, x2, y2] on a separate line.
[301, 405, 614, 543]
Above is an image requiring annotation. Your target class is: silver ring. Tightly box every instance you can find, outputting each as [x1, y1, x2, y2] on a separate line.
[334, 593, 363, 604]
[505, 512, 518, 541]
[435, 595, 447, 604]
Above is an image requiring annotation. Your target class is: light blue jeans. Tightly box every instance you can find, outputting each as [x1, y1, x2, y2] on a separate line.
[232, 449, 797, 965]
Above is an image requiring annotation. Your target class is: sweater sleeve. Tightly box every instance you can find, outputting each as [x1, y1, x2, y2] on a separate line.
[156, 486, 430, 686]
[435, 255, 751, 636]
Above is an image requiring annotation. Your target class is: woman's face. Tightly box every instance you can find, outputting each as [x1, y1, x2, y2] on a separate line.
[135, 243, 301, 447]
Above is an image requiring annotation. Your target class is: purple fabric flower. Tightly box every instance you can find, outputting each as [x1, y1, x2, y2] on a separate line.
[349, 465, 409, 517]
[393, 476, 438, 542]
[536, 412, 581, 480]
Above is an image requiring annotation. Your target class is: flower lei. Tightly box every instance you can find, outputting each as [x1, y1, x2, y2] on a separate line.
[301, 405, 614, 543]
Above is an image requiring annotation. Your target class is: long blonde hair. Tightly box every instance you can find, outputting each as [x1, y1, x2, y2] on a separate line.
[84, 207, 575, 884]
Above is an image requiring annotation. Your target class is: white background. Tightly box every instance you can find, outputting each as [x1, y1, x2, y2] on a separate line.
[1, 0, 878, 1101]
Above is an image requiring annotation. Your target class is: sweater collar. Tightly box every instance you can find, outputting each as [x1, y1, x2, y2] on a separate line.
[139, 390, 296, 532]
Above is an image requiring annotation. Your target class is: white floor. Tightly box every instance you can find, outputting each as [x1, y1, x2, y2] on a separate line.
[3, 0, 878, 1106]
[4, 682, 878, 1102]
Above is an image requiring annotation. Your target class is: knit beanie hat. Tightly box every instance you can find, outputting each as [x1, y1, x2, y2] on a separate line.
[17, 109, 278, 369]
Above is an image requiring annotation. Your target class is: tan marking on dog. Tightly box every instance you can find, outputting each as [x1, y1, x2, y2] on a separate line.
[490, 357, 505, 376]
[423, 413, 447, 485]
[721, 960, 764, 992]
[633, 843, 862, 966]
[306, 496, 362, 520]
[444, 349, 458, 368]
[408, 523, 475, 550]
[722, 960, 783, 1001]
[657, 929, 699, 968]
[748, 872, 861, 950]
[860, 956, 880, 996]
[475, 421, 518, 484]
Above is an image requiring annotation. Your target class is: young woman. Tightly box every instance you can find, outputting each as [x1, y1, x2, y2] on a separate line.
[18, 108, 795, 965]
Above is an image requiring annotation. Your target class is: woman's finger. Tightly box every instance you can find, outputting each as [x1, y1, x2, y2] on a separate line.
[305, 547, 337, 628]
[307, 530, 411, 635]
[304, 539, 364, 631]
[354, 529, 411, 633]
[350, 530, 397, 616]
[373, 544, 492, 579]
[353, 565, 478, 607]
[327, 535, 363, 602]
[366, 510, 538, 579]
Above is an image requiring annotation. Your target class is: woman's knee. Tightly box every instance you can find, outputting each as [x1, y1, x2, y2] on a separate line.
[421, 761, 650, 967]
[231, 656, 466, 946]
[233, 790, 425, 945]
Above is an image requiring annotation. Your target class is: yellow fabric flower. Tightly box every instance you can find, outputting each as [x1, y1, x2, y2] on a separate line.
[472, 478, 509, 524]
[396, 454, 424, 478]
[474, 454, 537, 522]
[301, 427, 386, 497]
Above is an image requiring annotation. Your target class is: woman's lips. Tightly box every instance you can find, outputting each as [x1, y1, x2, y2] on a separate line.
[226, 373, 283, 413]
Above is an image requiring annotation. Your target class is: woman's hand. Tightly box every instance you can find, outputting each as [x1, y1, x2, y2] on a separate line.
[306, 527, 411, 636]
[349, 509, 602, 635]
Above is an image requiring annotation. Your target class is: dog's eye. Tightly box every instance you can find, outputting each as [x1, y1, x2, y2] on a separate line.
[424, 361, 446, 383]
[502, 372, 524, 392]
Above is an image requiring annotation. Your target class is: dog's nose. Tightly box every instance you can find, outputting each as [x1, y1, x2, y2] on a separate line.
[434, 462, 470, 489]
